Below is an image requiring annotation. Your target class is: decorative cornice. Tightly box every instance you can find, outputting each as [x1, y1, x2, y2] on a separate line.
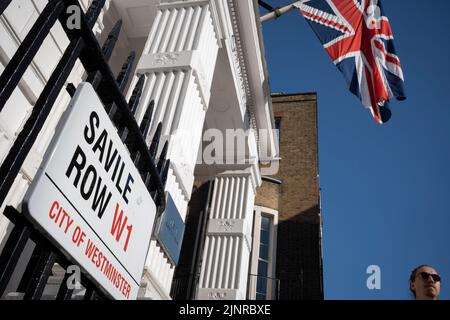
[228, 0, 257, 135]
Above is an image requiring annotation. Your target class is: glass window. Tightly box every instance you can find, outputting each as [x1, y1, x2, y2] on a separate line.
[256, 276, 267, 294]
[256, 292, 266, 300]
[255, 215, 273, 300]
[259, 243, 269, 261]
[261, 216, 271, 231]
[260, 229, 269, 244]
[258, 260, 268, 277]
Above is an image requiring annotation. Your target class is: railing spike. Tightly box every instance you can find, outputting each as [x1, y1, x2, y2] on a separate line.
[161, 159, 170, 187]
[157, 141, 168, 172]
[128, 74, 145, 115]
[85, 0, 107, 28]
[87, 19, 122, 87]
[116, 50, 136, 92]
[101, 20, 122, 61]
[139, 100, 154, 138]
[149, 123, 162, 159]
[151, 158, 169, 210]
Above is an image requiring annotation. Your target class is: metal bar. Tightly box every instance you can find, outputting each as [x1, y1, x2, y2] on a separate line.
[0, 0, 65, 111]
[0, 38, 85, 208]
[101, 19, 122, 61]
[152, 159, 170, 216]
[83, 286, 96, 300]
[260, 1, 301, 23]
[258, 0, 274, 11]
[157, 141, 168, 172]
[0, 208, 32, 297]
[0, 0, 13, 16]
[16, 244, 43, 293]
[128, 74, 145, 115]
[117, 51, 136, 92]
[55, 271, 74, 300]
[66, 83, 77, 97]
[60, 0, 106, 35]
[83, 0, 106, 29]
[0, 0, 106, 208]
[161, 159, 170, 187]
[139, 100, 154, 138]
[149, 123, 162, 159]
[86, 19, 123, 88]
[23, 249, 58, 300]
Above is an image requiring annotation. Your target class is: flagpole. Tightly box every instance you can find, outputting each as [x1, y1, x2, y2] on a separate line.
[260, 1, 305, 23]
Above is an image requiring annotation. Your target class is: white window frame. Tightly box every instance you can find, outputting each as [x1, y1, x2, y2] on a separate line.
[248, 205, 278, 300]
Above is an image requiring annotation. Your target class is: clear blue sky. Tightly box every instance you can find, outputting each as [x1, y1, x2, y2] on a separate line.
[261, 0, 450, 300]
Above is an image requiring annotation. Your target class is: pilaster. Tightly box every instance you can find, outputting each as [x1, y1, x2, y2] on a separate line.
[196, 164, 259, 300]
[135, 0, 222, 299]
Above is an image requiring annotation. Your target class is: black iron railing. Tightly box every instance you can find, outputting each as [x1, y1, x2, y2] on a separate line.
[0, 0, 167, 300]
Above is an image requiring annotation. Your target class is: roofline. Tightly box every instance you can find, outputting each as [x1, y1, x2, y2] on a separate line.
[271, 92, 317, 97]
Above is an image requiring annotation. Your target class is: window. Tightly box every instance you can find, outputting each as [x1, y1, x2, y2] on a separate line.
[256, 216, 271, 300]
[248, 207, 278, 300]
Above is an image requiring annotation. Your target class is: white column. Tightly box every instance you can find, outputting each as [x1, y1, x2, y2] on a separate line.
[196, 165, 260, 300]
[134, 0, 221, 299]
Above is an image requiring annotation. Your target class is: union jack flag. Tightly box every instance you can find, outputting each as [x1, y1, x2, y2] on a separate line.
[295, 0, 406, 124]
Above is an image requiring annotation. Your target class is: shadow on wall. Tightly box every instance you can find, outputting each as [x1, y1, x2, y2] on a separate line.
[276, 204, 323, 300]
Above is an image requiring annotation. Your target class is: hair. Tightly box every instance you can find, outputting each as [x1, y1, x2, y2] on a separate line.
[409, 265, 434, 297]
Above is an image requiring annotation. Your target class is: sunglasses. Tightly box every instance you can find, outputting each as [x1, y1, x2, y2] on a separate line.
[419, 272, 441, 282]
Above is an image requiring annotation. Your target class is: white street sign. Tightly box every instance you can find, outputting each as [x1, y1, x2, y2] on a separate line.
[23, 83, 156, 300]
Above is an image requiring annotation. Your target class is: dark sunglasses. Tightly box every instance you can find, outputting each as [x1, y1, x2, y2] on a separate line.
[419, 272, 441, 282]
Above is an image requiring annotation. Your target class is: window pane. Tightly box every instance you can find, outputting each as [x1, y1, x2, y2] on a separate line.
[258, 260, 268, 276]
[259, 243, 268, 260]
[261, 216, 271, 231]
[257, 276, 267, 294]
[260, 229, 269, 245]
[256, 293, 266, 300]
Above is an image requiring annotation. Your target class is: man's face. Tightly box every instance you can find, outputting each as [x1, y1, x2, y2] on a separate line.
[411, 266, 441, 300]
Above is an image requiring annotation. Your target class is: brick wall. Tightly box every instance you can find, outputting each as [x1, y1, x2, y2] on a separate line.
[270, 93, 323, 299]
[255, 180, 280, 211]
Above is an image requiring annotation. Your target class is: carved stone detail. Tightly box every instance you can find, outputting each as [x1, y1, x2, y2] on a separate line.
[152, 53, 180, 66]
[208, 291, 227, 300]
[218, 220, 235, 231]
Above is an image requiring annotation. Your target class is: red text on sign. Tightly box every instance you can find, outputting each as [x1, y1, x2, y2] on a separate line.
[110, 203, 133, 252]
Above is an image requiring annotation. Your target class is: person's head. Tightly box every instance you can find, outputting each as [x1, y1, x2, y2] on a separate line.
[409, 265, 441, 300]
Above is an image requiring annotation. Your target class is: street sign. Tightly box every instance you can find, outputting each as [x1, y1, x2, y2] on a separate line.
[23, 83, 156, 300]
[154, 193, 185, 266]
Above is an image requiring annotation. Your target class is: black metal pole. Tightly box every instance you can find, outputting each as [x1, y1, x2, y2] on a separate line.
[55, 271, 75, 300]
[0, 0, 106, 208]
[23, 249, 58, 300]
[0, 38, 85, 208]
[0, 0, 65, 111]
[0, 208, 32, 297]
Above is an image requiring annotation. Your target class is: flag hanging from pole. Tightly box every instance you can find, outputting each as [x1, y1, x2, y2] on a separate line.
[294, 0, 406, 124]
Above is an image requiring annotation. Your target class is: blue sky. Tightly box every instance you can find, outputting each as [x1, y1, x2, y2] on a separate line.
[261, 0, 450, 300]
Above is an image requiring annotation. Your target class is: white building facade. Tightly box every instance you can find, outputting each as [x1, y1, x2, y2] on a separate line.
[0, 0, 278, 300]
